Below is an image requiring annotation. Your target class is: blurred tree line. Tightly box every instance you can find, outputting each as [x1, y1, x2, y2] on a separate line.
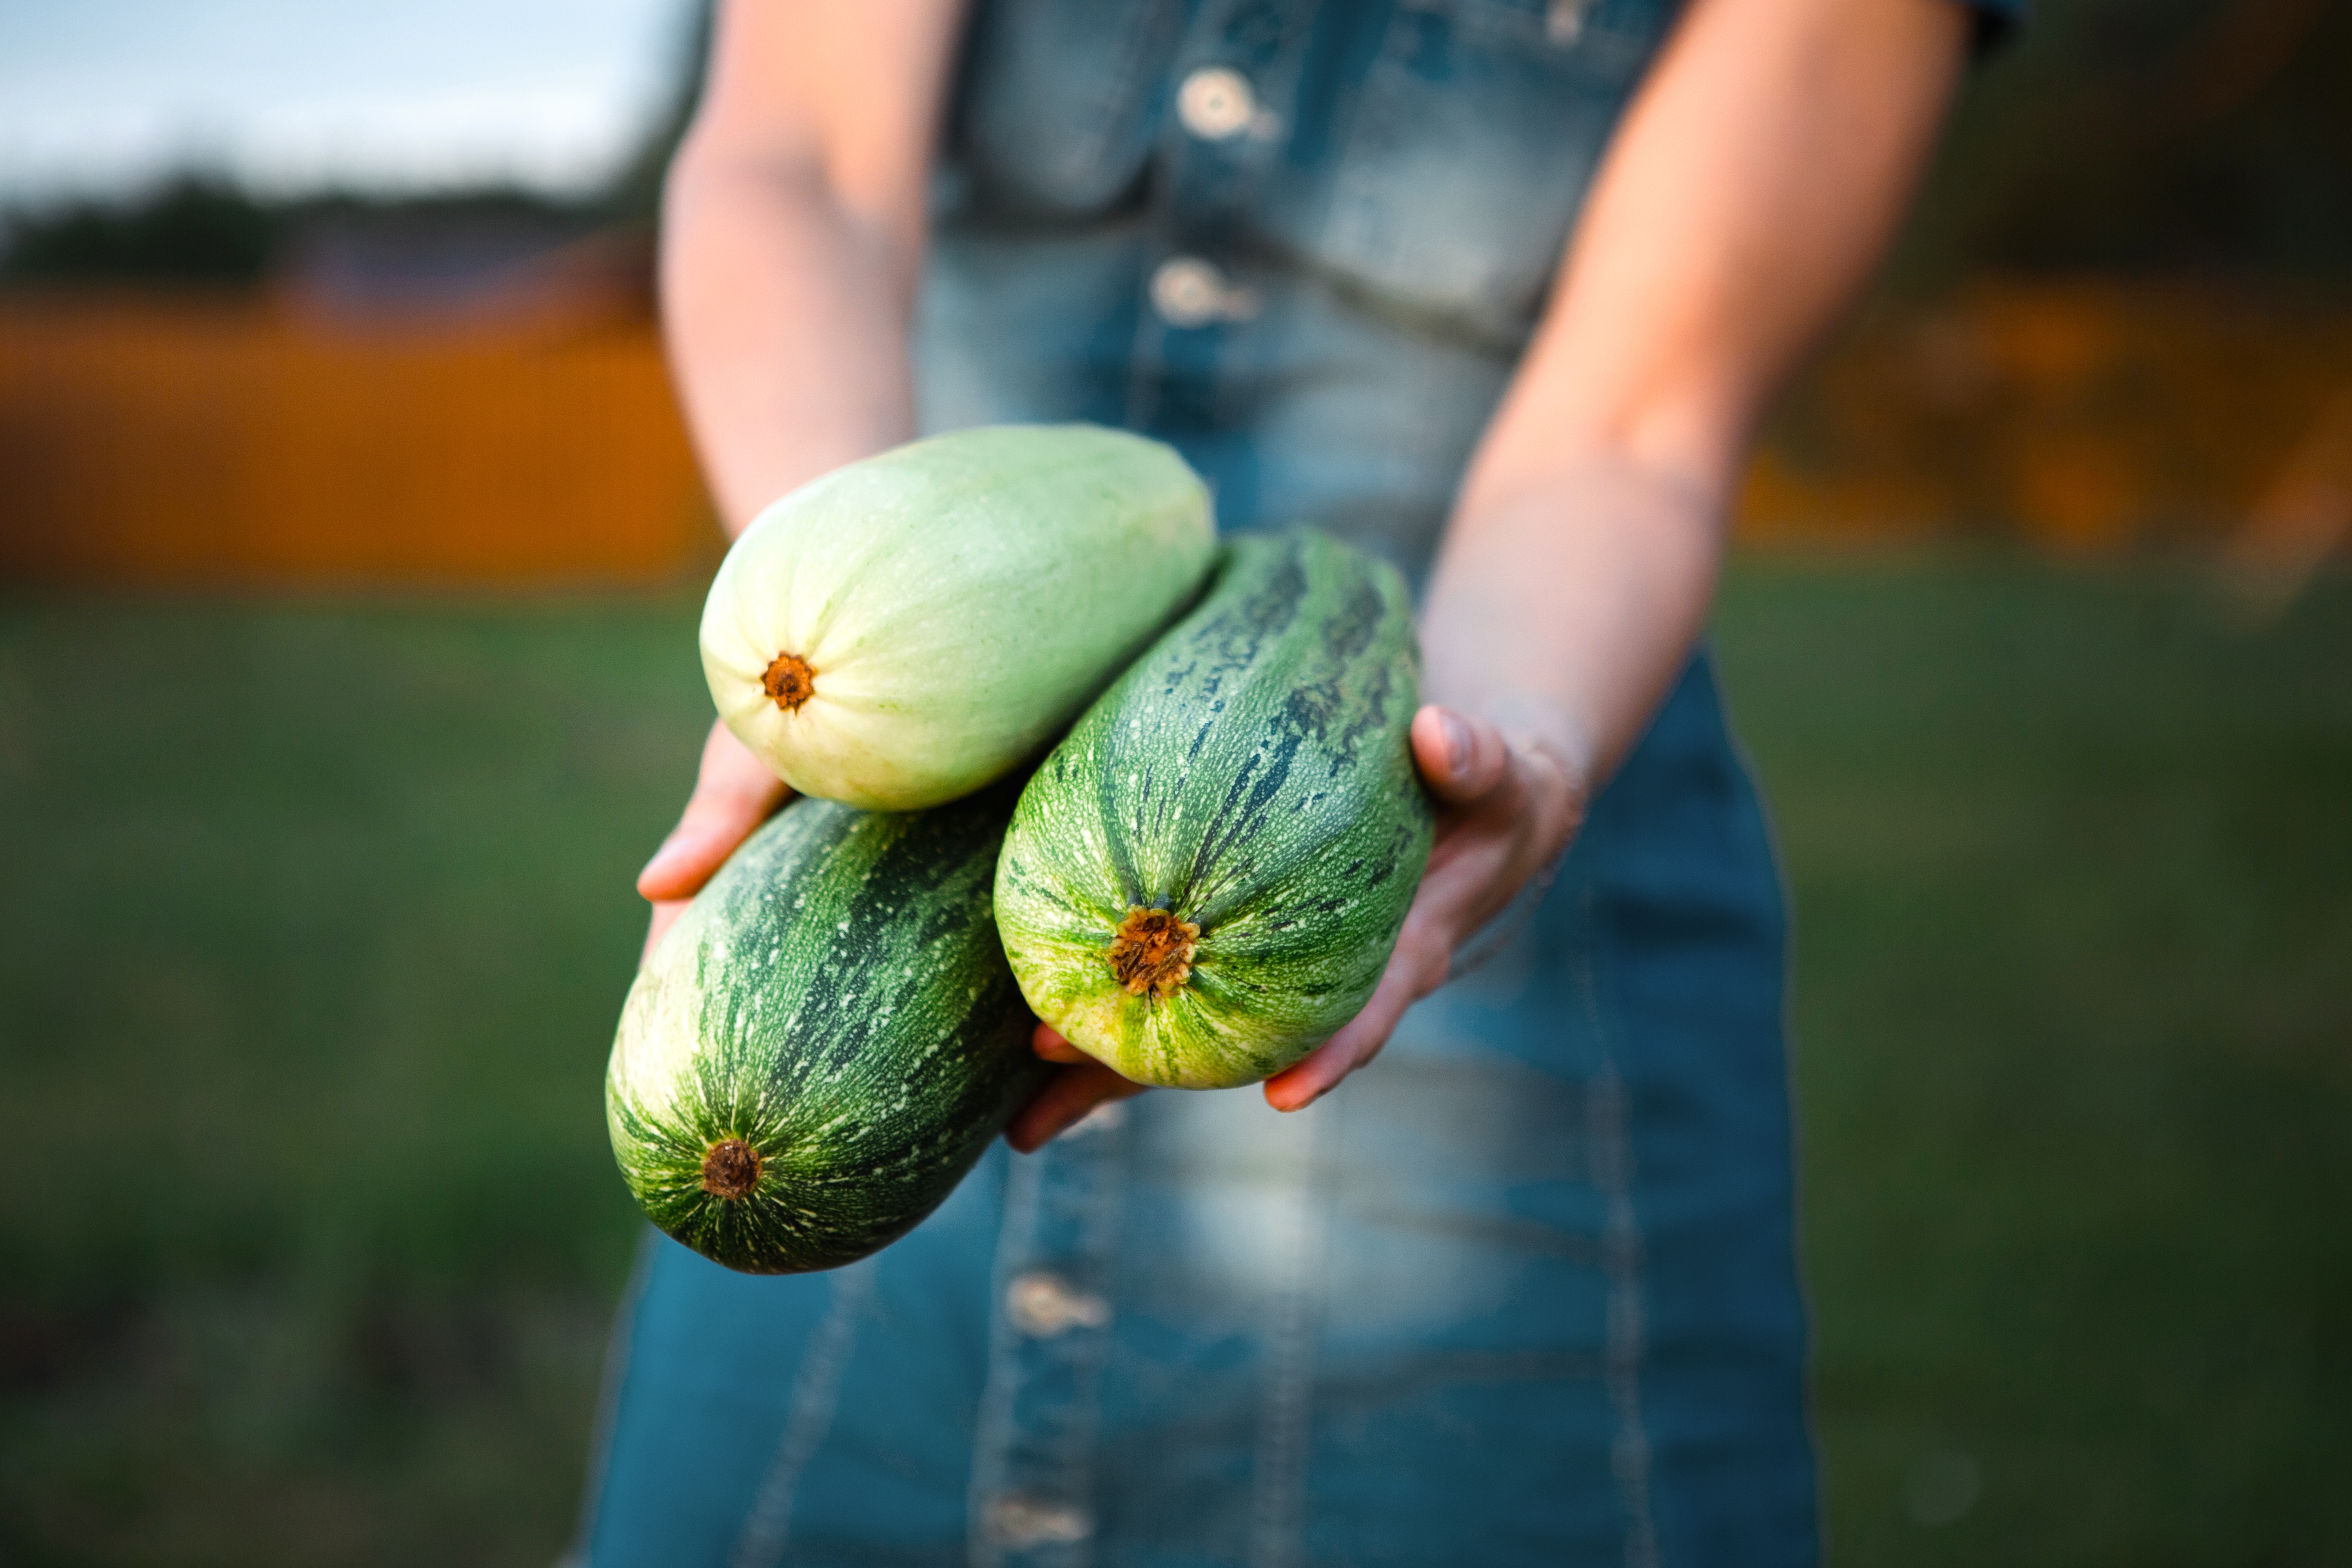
[1895, 0, 2352, 285]
[0, 1, 711, 289]
[0, 183, 625, 287]
[2, 0, 2344, 288]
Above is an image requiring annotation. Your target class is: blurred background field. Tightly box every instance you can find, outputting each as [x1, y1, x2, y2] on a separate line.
[4, 568, 2347, 1566]
[4, 0, 2350, 1563]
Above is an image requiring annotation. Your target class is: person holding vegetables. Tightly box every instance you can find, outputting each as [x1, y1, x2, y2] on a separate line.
[575, 0, 2015, 1562]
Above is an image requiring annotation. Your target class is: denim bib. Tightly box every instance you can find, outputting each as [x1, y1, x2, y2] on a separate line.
[577, 4, 1829, 1564]
[921, 0, 1678, 581]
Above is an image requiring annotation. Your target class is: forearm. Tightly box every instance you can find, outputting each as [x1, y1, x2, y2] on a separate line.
[1420, 449, 1723, 796]
[662, 145, 922, 535]
[1422, 0, 1965, 797]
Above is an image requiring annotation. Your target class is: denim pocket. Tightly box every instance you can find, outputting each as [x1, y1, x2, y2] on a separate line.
[951, 0, 1189, 216]
[1287, 0, 1674, 343]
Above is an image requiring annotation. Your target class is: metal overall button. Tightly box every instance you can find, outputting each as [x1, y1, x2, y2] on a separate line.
[986, 1494, 1095, 1549]
[1150, 255, 1258, 327]
[1177, 66, 1258, 140]
[1006, 1270, 1112, 1337]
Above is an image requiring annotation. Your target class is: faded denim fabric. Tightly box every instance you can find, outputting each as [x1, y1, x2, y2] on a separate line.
[576, 667, 1810, 1568]
[573, 1, 1853, 1563]
[923, 0, 1681, 584]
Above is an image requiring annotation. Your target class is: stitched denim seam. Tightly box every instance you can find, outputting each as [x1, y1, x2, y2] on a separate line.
[982, 0, 1183, 204]
[1703, 644, 1824, 1545]
[1044, 1127, 1129, 1568]
[727, 1259, 879, 1568]
[1316, 4, 1414, 283]
[969, 1120, 1131, 1568]
[1573, 869, 1662, 1568]
[1248, 1106, 1328, 1568]
[969, 1151, 1047, 1568]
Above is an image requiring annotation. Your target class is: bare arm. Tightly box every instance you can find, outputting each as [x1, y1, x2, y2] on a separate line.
[1425, 0, 1968, 781]
[1241, 0, 1970, 1115]
[662, 0, 961, 528]
[636, 0, 965, 949]
[639, 0, 1970, 1146]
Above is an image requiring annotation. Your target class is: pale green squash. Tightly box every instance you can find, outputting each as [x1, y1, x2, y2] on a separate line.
[700, 425, 1215, 811]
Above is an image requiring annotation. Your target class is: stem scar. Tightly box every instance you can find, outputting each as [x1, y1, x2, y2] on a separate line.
[762, 652, 817, 712]
[1109, 907, 1199, 999]
[700, 1136, 763, 1199]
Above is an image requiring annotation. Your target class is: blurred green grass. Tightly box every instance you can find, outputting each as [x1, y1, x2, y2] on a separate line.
[1, 559, 2346, 1566]
[0, 597, 704, 1566]
[1714, 559, 2352, 1566]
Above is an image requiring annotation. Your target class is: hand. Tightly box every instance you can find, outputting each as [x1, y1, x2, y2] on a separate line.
[1261, 704, 1585, 1111]
[1007, 703, 1587, 1146]
[637, 719, 1126, 1155]
[1007, 1026, 1148, 1153]
[637, 719, 794, 963]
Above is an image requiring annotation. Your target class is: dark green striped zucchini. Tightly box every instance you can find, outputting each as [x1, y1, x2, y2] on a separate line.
[607, 789, 1048, 1273]
[993, 530, 1434, 1089]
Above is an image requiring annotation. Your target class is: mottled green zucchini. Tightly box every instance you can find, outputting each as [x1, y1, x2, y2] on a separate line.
[994, 531, 1434, 1089]
[607, 790, 1048, 1273]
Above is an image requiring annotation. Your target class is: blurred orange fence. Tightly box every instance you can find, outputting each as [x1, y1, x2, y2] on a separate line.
[3, 280, 2349, 585]
[1741, 279, 2352, 559]
[0, 292, 714, 586]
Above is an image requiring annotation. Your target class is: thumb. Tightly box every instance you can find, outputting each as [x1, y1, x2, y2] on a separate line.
[641, 897, 690, 968]
[1410, 705, 1511, 805]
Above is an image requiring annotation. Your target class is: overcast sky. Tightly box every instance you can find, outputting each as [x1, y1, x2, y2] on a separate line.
[0, 0, 696, 206]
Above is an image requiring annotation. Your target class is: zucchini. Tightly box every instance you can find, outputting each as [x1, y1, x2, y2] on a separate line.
[700, 424, 1216, 811]
[607, 789, 1049, 1274]
[993, 531, 1435, 1089]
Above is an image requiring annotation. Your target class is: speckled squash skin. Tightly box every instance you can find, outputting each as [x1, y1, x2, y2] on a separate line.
[700, 424, 1216, 811]
[607, 789, 1049, 1274]
[994, 532, 1435, 1090]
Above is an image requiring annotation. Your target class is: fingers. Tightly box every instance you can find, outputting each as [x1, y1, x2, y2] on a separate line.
[1008, 1061, 1148, 1153]
[1411, 704, 1512, 805]
[1262, 914, 1452, 1111]
[1260, 709, 1590, 1113]
[641, 899, 690, 967]
[1031, 1021, 1094, 1064]
[1411, 816, 1535, 943]
[638, 720, 792, 904]
[1014, 1025, 1148, 1152]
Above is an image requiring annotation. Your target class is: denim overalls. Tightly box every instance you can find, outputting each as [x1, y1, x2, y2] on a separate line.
[568, 1, 1951, 1561]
